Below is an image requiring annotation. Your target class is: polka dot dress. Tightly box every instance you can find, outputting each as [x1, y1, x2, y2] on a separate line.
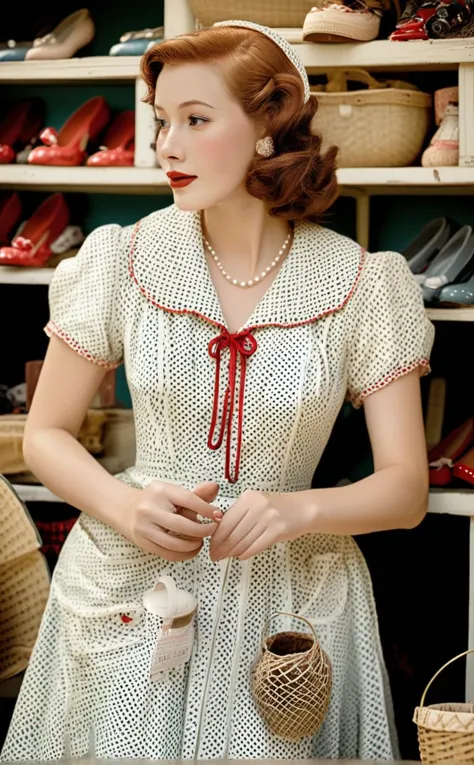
[1, 205, 434, 761]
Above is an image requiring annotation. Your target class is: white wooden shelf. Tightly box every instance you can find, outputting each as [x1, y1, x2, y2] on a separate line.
[0, 266, 54, 284]
[0, 56, 141, 83]
[4, 165, 474, 195]
[13, 484, 61, 502]
[337, 167, 474, 193]
[0, 39, 473, 83]
[0, 165, 169, 193]
[429, 489, 474, 516]
[427, 308, 474, 321]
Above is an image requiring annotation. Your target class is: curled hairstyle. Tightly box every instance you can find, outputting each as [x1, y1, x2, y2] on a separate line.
[141, 26, 338, 223]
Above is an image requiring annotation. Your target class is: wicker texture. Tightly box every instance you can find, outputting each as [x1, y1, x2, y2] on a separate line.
[0, 475, 50, 681]
[252, 613, 332, 741]
[414, 650, 474, 763]
[312, 69, 432, 167]
[189, 1, 310, 27]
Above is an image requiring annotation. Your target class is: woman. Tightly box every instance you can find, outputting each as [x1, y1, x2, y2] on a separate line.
[2, 20, 434, 761]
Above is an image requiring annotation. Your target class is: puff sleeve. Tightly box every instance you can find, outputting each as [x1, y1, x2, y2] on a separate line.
[44, 224, 125, 369]
[346, 251, 435, 408]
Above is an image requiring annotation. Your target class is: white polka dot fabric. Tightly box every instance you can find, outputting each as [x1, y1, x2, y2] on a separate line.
[2, 204, 433, 761]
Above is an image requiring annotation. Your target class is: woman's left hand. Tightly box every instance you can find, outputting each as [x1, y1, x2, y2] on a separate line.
[209, 489, 314, 562]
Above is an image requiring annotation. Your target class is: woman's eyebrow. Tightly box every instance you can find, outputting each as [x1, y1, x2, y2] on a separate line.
[154, 100, 215, 111]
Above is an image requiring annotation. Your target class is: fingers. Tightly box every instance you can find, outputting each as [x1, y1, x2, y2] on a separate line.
[143, 523, 203, 553]
[222, 524, 263, 560]
[164, 513, 218, 539]
[138, 537, 202, 561]
[210, 504, 246, 550]
[236, 530, 276, 561]
[210, 512, 256, 561]
[149, 481, 220, 521]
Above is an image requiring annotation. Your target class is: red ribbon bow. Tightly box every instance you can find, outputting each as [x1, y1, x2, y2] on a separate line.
[39, 127, 59, 146]
[208, 329, 258, 484]
[12, 236, 33, 251]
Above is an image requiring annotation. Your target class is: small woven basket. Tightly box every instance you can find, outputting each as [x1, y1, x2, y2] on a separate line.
[188, 1, 310, 28]
[414, 649, 474, 763]
[251, 612, 332, 741]
[312, 68, 432, 168]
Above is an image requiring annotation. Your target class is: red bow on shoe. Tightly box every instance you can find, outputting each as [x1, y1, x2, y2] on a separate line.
[12, 236, 34, 252]
[39, 127, 59, 146]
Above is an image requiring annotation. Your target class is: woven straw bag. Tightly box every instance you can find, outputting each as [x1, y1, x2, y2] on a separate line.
[251, 612, 332, 741]
[312, 68, 432, 168]
[0, 475, 50, 680]
[414, 649, 474, 763]
[188, 1, 310, 27]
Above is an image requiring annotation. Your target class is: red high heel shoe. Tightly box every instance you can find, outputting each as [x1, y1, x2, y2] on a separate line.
[0, 193, 69, 267]
[0, 99, 45, 164]
[453, 447, 474, 486]
[28, 97, 110, 167]
[86, 110, 135, 167]
[428, 416, 474, 486]
[0, 192, 22, 245]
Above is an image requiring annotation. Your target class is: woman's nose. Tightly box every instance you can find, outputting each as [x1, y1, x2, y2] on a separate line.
[159, 128, 184, 162]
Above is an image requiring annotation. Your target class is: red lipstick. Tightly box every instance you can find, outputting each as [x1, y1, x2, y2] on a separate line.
[167, 171, 197, 189]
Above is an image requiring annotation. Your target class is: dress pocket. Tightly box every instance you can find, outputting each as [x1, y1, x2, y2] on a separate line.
[286, 536, 349, 625]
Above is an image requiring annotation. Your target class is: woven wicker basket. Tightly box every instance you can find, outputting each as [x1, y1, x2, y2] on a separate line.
[251, 612, 332, 741]
[312, 69, 432, 168]
[414, 649, 474, 763]
[188, 1, 310, 27]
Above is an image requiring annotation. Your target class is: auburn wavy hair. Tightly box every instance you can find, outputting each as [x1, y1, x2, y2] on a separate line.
[140, 26, 338, 223]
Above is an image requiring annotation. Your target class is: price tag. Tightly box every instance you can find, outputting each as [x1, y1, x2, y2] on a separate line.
[143, 576, 197, 683]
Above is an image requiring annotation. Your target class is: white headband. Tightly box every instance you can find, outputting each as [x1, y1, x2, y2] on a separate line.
[213, 19, 311, 104]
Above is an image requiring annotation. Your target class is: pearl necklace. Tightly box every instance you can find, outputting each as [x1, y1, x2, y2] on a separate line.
[203, 228, 292, 289]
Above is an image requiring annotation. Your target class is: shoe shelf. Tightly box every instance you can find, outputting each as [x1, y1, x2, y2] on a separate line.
[0, 39, 472, 83]
[0, 56, 141, 84]
[3, 165, 474, 195]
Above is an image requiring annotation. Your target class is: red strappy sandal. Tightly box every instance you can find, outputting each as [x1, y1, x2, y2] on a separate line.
[28, 96, 110, 167]
[428, 416, 474, 486]
[0, 193, 70, 267]
[0, 99, 45, 164]
[0, 192, 22, 245]
[86, 110, 135, 167]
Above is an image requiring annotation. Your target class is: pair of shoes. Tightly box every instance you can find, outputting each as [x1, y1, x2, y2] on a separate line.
[429, 417, 474, 486]
[28, 99, 135, 167]
[109, 25, 164, 55]
[390, 0, 473, 39]
[402, 219, 474, 304]
[0, 100, 45, 164]
[0, 9, 94, 62]
[0, 193, 84, 268]
[26, 9, 94, 61]
[303, 1, 384, 41]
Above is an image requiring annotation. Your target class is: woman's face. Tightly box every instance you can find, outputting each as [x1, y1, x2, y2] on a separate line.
[154, 62, 260, 211]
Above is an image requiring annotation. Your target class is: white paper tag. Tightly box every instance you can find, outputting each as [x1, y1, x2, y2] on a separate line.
[150, 618, 195, 682]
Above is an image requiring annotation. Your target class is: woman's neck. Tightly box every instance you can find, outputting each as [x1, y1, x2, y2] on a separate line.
[201, 195, 291, 280]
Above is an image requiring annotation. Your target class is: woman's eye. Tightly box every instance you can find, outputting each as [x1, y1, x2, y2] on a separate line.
[189, 116, 207, 127]
[155, 117, 168, 130]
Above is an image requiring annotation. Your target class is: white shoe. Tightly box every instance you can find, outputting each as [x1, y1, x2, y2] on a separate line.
[422, 103, 459, 168]
[303, 2, 381, 42]
[25, 9, 95, 61]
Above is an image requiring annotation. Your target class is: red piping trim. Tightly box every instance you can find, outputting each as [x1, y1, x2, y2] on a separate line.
[350, 358, 431, 408]
[128, 219, 367, 331]
[44, 320, 121, 371]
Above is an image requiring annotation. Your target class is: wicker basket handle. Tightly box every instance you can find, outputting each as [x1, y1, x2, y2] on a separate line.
[325, 68, 386, 92]
[420, 648, 474, 708]
[262, 611, 318, 648]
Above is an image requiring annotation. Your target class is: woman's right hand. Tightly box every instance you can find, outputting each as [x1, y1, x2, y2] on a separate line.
[122, 480, 221, 561]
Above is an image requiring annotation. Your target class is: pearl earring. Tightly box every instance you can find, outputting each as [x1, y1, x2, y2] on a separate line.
[256, 136, 275, 158]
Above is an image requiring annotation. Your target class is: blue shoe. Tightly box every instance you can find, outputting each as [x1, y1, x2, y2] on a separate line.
[402, 217, 452, 279]
[0, 45, 31, 61]
[437, 269, 474, 306]
[421, 226, 474, 304]
[109, 26, 163, 56]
